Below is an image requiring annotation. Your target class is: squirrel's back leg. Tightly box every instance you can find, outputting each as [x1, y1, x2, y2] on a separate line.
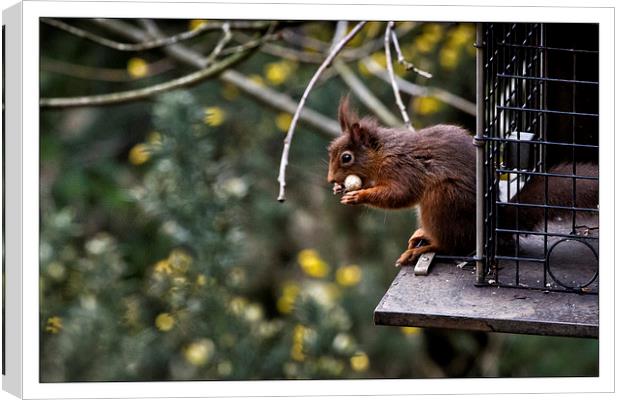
[396, 228, 438, 267]
[395, 242, 440, 267]
[407, 228, 428, 248]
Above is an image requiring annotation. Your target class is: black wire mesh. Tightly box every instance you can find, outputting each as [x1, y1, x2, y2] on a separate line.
[480, 23, 599, 294]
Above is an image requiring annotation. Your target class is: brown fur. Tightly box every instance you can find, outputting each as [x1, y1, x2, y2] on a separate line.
[499, 163, 599, 232]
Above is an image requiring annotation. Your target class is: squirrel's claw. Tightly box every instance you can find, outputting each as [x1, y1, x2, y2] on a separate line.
[395, 249, 418, 267]
[333, 183, 344, 195]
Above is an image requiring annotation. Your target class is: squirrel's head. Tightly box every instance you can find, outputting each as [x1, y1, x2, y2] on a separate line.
[327, 96, 381, 186]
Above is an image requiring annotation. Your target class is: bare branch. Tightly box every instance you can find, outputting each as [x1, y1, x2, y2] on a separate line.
[91, 19, 341, 138]
[390, 29, 433, 79]
[334, 61, 400, 127]
[42, 17, 270, 52]
[385, 21, 414, 132]
[361, 58, 476, 116]
[40, 49, 249, 108]
[277, 21, 367, 202]
[41, 57, 175, 82]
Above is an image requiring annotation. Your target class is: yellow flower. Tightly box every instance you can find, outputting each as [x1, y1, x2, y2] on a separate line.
[154, 259, 172, 275]
[335, 265, 362, 287]
[277, 281, 300, 314]
[297, 249, 329, 278]
[448, 24, 475, 48]
[128, 143, 150, 165]
[275, 113, 292, 132]
[264, 61, 294, 85]
[127, 57, 149, 78]
[184, 338, 215, 366]
[221, 82, 240, 101]
[439, 46, 459, 70]
[413, 96, 442, 116]
[203, 106, 226, 127]
[45, 316, 63, 334]
[350, 351, 370, 372]
[423, 23, 443, 42]
[188, 19, 208, 31]
[168, 248, 193, 273]
[155, 312, 175, 332]
[401, 326, 422, 335]
[414, 36, 435, 53]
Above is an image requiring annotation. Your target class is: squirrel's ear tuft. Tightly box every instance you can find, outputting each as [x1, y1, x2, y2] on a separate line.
[350, 122, 364, 144]
[338, 95, 358, 134]
[350, 122, 379, 149]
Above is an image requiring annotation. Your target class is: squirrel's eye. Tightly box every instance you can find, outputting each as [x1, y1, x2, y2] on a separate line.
[340, 151, 354, 165]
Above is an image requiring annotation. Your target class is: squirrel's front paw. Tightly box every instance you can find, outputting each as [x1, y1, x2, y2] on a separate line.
[340, 190, 364, 205]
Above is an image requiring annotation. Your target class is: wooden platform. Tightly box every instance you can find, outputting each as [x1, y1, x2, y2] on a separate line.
[374, 262, 598, 338]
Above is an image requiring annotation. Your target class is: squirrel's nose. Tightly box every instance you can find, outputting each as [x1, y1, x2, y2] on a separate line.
[327, 172, 335, 183]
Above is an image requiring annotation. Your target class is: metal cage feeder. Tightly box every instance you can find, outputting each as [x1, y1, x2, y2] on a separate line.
[374, 22, 599, 338]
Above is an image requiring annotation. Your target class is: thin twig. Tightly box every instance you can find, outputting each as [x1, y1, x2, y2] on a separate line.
[277, 21, 367, 202]
[220, 32, 280, 56]
[40, 49, 249, 108]
[385, 21, 414, 131]
[42, 18, 270, 52]
[204, 23, 232, 64]
[334, 61, 400, 127]
[362, 58, 476, 116]
[41, 57, 175, 82]
[390, 29, 433, 79]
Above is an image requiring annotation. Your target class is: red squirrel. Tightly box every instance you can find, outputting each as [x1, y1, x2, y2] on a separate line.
[327, 97, 598, 267]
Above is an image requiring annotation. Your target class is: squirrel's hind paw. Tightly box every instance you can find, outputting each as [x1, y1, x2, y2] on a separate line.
[395, 249, 418, 267]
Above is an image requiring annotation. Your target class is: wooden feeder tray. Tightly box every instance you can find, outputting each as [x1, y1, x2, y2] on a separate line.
[374, 240, 598, 338]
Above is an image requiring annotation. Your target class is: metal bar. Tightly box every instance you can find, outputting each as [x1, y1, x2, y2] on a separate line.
[475, 22, 486, 285]
[496, 201, 598, 213]
[497, 73, 598, 86]
[495, 255, 546, 263]
[494, 168, 598, 180]
[481, 136, 598, 149]
[495, 228, 599, 240]
[497, 42, 599, 54]
[496, 105, 598, 118]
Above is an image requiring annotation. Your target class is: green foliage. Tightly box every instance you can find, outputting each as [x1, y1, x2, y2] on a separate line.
[39, 20, 597, 382]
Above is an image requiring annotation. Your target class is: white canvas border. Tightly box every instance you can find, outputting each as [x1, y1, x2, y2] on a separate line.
[8, 0, 615, 398]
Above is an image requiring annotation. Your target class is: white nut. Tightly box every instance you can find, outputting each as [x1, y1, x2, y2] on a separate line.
[344, 174, 362, 192]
